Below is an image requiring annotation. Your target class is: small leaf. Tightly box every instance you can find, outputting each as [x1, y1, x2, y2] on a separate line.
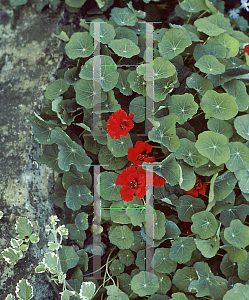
[79, 281, 96, 300]
[130, 271, 159, 297]
[59, 246, 79, 273]
[65, 32, 93, 59]
[15, 217, 33, 239]
[15, 279, 33, 300]
[195, 55, 225, 75]
[224, 219, 249, 248]
[109, 225, 134, 250]
[44, 79, 69, 100]
[109, 38, 140, 58]
[234, 115, 249, 141]
[66, 184, 93, 210]
[191, 211, 218, 239]
[111, 7, 138, 26]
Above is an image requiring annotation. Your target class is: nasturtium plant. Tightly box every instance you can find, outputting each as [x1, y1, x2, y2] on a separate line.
[13, 0, 249, 299]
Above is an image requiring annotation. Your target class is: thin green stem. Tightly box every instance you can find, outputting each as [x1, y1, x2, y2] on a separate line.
[197, 10, 209, 20]
[191, 111, 204, 119]
[185, 12, 192, 25]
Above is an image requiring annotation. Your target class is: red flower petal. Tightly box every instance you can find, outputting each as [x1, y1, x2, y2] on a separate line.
[128, 141, 156, 167]
[106, 108, 134, 139]
[242, 44, 249, 55]
[183, 188, 199, 198]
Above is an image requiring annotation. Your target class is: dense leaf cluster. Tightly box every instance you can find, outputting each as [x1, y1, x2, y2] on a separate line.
[25, 0, 249, 299]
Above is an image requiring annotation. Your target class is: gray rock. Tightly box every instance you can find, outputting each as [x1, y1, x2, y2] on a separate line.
[0, 3, 63, 299]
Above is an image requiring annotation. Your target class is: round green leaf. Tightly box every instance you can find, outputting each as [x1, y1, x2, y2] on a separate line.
[172, 195, 206, 222]
[195, 235, 220, 258]
[129, 96, 154, 123]
[213, 171, 237, 201]
[195, 55, 225, 75]
[79, 55, 119, 92]
[66, 224, 86, 242]
[195, 131, 230, 165]
[201, 90, 238, 120]
[51, 127, 92, 172]
[220, 253, 238, 278]
[64, 67, 78, 86]
[172, 267, 198, 293]
[116, 69, 133, 96]
[107, 134, 133, 157]
[158, 29, 192, 60]
[194, 18, 226, 36]
[65, 0, 86, 8]
[109, 38, 140, 58]
[191, 211, 218, 239]
[153, 248, 177, 274]
[207, 118, 233, 141]
[118, 273, 137, 298]
[136, 57, 176, 81]
[234, 168, 249, 193]
[90, 19, 116, 44]
[168, 94, 198, 125]
[66, 184, 93, 210]
[109, 225, 134, 249]
[98, 171, 121, 201]
[223, 283, 249, 300]
[65, 32, 93, 59]
[148, 114, 180, 152]
[169, 237, 196, 264]
[127, 71, 146, 95]
[59, 245, 79, 273]
[223, 80, 249, 112]
[110, 201, 131, 224]
[135, 248, 153, 271]
[194, 160, 224, 176]
[189, 261, 228, 299]
[118, 249, 134, 267]
[75, 212, 88, 231]
[110, 7, 138, 26]
[220, 204, 249, 228]
[154, 272, 172, 295]
[237, 254, 249, 281]
[98, 145, 128, 171]
[175, 138, 209, 168]
[224, 219, 249, 248]
[74, 79, 107, 109]
[44, 79, 69, 100]
[115, 26, 138, 45]
[179, 0, 208, 12]
[62, 165, 92, 190]
[124, 197, 145, 227]
[130, 271, 159, 297]
[186, 73, 213, 97]
[208, 33, 239, 59]
[130, 231, 145, 253]
[234, 115, 249, 141]
[109, 259, 125, 276]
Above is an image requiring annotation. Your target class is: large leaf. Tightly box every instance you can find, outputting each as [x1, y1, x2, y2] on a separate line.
[223, 80, 249, 112]
[213, 171, 237, 201]
[195, 55, 225, 75]
[51, 127, 92, 172]
[66, 184, 93, 210]
[130, 271, 159, 297]
[44, 79, 69, 100]
[186, 73, 213, 96]
[148, 114, 180, 152]
[59, 246, 79, 273]
[169, 237, 196, 264]
[208, 33, 239, 59]
[234, 115, 249, 140]
[98, 171, 122, 201]
[168, 94, 198, 125]
[223, 283, 249, 300]
[136, 57, 176, 81]
[152, 248, 177, 274]
[109, 225, 134, 250]
[195, 131, 230, 166]
[172, 267, 198, 293]
[201, 90, 238, 120]
[111, 7, 138, 26]
[98, 145, 128, 171]
[224, 219, 249, 248]
[175, 138, 209, 167]
[195, 235, 220, 258]
[109, 38, 140, 58]
[194, 18, 225, 36]
[79, 55, 119, 92]
[116, 69, 133, 96]
[65, 32, 93, 59]
[74, 79, 107, 109]
[142, 154, 180, 186]
[191, 211, 218, 239]
[158, 29, 192, 60]
[189, 262, 228, 299]
[179, 0, 208, 12]
[234, 168, 249, 193]
[207, 118, 233, 141]
[107, 134, 133, 157]
[90, 19, 116, 44]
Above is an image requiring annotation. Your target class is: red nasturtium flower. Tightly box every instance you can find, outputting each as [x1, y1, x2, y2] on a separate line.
[183, 222, 193, 235]
[242, 44, 249, 55]
[116, 166, 166, 202]
[183, 175, 206, 198]
[128, 141, 156, 167]
[106, 108, 134, 139]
